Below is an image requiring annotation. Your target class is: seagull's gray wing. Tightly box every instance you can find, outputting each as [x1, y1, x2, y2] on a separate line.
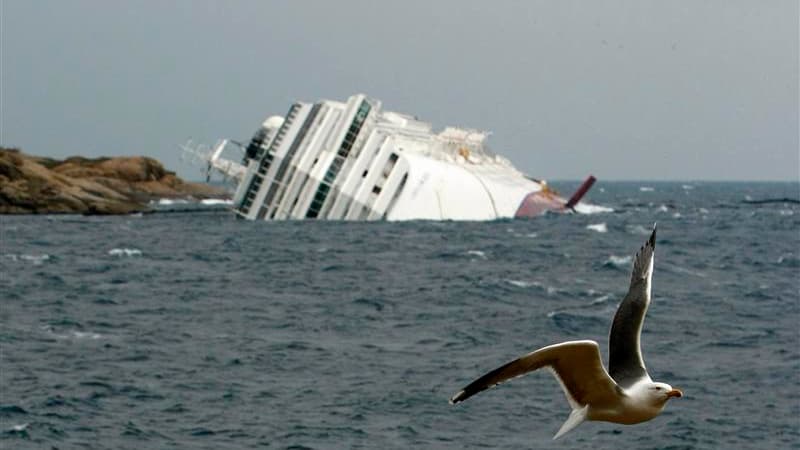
[450, 340, 621, 408]
[608, 225, 656, 388]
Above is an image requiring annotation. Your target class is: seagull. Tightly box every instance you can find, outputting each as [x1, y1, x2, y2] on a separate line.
[449, 225, 682, 440]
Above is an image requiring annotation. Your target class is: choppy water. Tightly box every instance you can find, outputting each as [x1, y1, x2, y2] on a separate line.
[1, 181, 799, 449]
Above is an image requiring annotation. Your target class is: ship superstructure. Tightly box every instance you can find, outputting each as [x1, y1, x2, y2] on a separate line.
[201, 93, 595, 221]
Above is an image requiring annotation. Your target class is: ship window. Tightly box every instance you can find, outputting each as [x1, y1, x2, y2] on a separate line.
[372, 186, 381, 194]
[306, 99, 371, 218]
[257, 205, 268, 220]
[362, 170, 368, 177]
[383, 172, 408, 218]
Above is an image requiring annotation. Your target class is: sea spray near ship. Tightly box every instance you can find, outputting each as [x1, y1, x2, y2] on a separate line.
[190, 93, 599, 221]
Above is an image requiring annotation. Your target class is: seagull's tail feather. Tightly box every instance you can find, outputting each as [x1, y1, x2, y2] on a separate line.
[553, 405, 588, 440]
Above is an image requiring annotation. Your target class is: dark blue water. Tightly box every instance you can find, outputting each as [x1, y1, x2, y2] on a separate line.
[2, 181, 799, 449]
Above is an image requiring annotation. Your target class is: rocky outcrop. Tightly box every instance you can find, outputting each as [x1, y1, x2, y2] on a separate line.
[0, 148, 229, 214]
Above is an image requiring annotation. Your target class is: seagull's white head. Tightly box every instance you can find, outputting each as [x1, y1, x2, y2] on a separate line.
[646, 382, 683, 405]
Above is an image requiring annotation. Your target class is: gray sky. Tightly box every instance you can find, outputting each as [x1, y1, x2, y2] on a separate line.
[2, 0, 798, 181]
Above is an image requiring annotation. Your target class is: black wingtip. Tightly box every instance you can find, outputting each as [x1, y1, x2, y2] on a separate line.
[449, 390, 465, 405]
[649, 223, 657, 248]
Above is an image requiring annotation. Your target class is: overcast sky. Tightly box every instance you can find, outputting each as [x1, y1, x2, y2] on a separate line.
[2, 0, 798, 181]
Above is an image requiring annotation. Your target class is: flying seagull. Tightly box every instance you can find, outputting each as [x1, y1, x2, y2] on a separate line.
[449, 225, 682, 440]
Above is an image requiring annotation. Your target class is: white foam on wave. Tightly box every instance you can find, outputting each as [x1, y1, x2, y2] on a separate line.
[626, 224, 651, 236]
[586, 223, 607, 233]
[466, 250, 487, 260]
[71, 331, 103, 340]
[777, 253, 798, 265]
[505, 279, 543, 288]
[573, 203, 614, 214]
[21, 254, 51, 264]
[591, 294, 611, 305]
[605, 255, 632, 268]
[657, 204, 669, 212]
[201, 198, 233, 206]
[640, 186, 655, 192]
[670, 265, 707, 278]
[4, 254, 51, 265]
[155, 198, 190, 205]
[42, 325, 105, 340]
[109, 248, 142, 257]
[10, 423, 29, 432]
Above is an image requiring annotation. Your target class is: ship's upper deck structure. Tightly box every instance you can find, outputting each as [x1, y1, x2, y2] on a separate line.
[225, 94, 546, 221]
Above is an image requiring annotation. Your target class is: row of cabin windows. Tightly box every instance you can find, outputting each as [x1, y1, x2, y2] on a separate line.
[235, 104, 300, 214]
[262, 103, 323, 218]
[306, 101, 371, 218]
[244, 128, 267, 162]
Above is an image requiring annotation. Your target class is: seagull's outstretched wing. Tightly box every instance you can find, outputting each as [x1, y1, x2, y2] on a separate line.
[608, 225, 656, 387]
[450, 340, 621, 408]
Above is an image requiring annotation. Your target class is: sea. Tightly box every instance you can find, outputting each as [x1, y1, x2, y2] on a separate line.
[1, 181, 798, 450]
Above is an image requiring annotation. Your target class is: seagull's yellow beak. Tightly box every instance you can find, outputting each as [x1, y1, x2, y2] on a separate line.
[666, 388, 683, 399]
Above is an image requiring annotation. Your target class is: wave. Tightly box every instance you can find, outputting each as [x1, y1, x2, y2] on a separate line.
[3, 254, 51, 265]
[504, 279, 541, 288]
[586, 222, 607, 233]
[603, 255, 632, 269]
[0, 405, 28, 416]
[465, 250, 487, 260]
[42, 326, 105, 340]
[9, 423, 28, 432]
[626, 224, 652, 235]
[108, 248, 142, 257]
[502, 279, 562, 296]
[776, 253, 799, 267]
[547, 311, 607, 334]
[574, 203, 614, 214]
[153, 198, 190, 206]
[666, 264, 707, 278]
[200, 198, 233, 206]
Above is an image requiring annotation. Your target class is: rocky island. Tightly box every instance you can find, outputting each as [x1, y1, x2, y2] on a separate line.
[0, 148, 228, 215]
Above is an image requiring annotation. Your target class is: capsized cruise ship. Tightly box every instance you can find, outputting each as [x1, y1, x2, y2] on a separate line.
[197, 93, 598, 221]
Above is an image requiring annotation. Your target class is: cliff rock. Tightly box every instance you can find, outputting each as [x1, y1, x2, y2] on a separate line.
[0, 148, 228, 214]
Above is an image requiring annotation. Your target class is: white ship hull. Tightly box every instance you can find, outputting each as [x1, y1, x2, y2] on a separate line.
[203, 94, 595, 221]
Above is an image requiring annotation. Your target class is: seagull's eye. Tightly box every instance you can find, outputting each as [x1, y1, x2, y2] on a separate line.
[654, 386, 661, 390]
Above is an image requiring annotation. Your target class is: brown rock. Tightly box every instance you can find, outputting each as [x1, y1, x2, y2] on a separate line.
[0, 148, 229, 215]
